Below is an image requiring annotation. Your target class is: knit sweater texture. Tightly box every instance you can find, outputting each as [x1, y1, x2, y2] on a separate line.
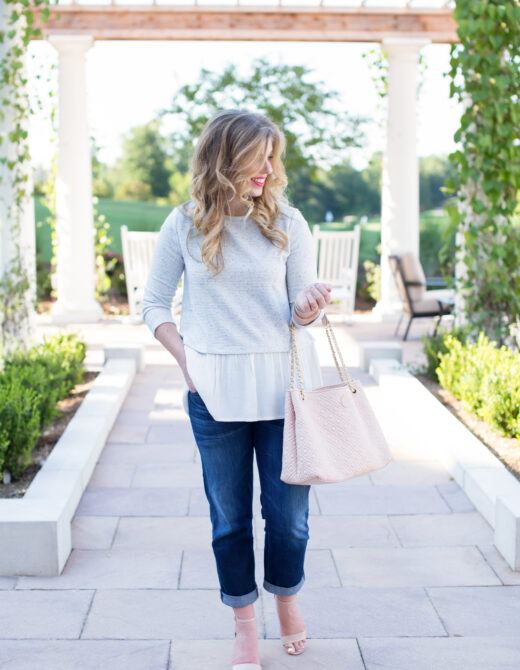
[141, 201, 322, 353]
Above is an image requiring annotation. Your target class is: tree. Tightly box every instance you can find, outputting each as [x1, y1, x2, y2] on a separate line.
[158, 58, 369, 200]
[110, 120, 172, 200]
[91, 135, 114, 199]
[324, 159, 381, 219]
[419, 154, 456, 211]
[288, 171, 332, 224]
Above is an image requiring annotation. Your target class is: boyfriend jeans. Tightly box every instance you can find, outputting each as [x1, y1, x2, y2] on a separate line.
[187, 389, 310, 608]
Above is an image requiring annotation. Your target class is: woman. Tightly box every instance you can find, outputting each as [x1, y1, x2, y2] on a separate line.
[142, 109, 331, 670]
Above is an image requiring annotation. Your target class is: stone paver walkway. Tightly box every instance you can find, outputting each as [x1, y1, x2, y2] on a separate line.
[1, 314, 520, 669]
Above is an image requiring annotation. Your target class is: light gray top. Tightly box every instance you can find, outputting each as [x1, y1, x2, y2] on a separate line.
[141, 201, 323, 354]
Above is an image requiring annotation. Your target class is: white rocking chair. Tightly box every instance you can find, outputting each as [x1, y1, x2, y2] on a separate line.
[120, 224, 183, 320]
[312, 223, 361, 324]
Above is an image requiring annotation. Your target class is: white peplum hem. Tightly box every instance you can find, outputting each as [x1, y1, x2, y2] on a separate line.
[181, 327, 323, 422]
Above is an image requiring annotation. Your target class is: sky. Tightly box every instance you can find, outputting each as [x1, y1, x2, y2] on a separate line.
[26, 39, 463, 173]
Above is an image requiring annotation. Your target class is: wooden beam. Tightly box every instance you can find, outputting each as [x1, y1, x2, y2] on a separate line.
[30, 6, 459, 43]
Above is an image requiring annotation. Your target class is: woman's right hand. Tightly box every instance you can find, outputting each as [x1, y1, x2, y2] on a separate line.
[179, 357, 197, 392]
[294, 282, 332, 318]
[154, 324, 198, 392]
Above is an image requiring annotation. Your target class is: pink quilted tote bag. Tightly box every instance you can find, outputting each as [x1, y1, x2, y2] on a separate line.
[281, 314, 393, 485]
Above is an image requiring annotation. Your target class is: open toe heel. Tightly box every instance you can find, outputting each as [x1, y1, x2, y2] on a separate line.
[274, 595, 307, 656]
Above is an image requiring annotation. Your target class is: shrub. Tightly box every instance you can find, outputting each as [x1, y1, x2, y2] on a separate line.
[36, 332, 86, 392]
[0, 428, 9, 475]
[361, 259, 380, 302]
[0, 331, 87, 479]
[436, 332, 520, 439]
[418, 323, 472, 382]
[114, 181, 152, 202]
[0, 383, 41, 478]
[478, 351, 520, 438]
[36, 254, 52, 300]
[1, 361, 63, 429]
[4, 332, 86, 398]
[104, 250, 127, 297]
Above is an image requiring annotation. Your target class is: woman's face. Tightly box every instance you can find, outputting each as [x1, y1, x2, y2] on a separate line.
[246, 138, 274, 197]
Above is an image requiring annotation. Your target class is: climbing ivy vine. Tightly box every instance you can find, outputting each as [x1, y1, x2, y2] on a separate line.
[0, 0, 60, 360]
[440, 0, 520, 347]
[361, 44, 427, 115]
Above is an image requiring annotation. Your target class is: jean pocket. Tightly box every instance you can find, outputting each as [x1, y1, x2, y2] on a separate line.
[188, 389, 204, 405]
[187, 389, 213, 421]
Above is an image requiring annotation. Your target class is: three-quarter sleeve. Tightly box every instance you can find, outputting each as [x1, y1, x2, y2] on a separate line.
[141, 209, 185, 339]
[286, 208, 324, 329]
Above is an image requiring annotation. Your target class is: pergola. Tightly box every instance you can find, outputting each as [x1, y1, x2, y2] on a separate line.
[0, 0, 459, 327]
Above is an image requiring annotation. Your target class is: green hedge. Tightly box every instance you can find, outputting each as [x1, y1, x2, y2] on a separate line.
[419, 324, 473, 382]
[436, 332, 520, 440]
[0, 332, 87, 479]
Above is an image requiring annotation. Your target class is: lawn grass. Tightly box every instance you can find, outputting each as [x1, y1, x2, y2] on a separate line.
[34, 196, 173, 263]
[34, 197, 452, 275]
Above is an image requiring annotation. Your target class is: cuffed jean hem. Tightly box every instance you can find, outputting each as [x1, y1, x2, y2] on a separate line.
[263, 573, 305, 596]
[220, 585, 259, 608]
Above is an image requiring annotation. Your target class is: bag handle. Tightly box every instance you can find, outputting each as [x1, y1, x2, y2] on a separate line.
[289, 313, 357, 400]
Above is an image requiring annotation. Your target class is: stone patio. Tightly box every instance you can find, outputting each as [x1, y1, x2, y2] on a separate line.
[1, 311, 520, 669]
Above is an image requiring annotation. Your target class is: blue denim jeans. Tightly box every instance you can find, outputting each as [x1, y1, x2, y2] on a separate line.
[187, 389, 310, 608]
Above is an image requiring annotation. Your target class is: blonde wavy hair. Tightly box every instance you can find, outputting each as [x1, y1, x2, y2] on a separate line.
[180, 109, 290, 276]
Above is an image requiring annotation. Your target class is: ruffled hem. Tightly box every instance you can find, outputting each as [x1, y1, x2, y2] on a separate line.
[181, 329, 323, 422]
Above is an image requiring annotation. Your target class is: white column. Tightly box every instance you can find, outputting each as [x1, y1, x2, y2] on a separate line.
[48, 34, 102, 323]
[0, 0, 37, 354]
[373, 37, 431, 320]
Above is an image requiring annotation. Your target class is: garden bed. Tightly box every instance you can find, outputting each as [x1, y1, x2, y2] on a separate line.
[0, 370, 99, 499]
[0, 354, 139, 576]
[415, 373, 520, 483]
[37, 295, 130, 316]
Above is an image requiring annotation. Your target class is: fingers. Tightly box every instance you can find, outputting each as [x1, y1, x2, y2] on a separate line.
[299, 283, 332, 312]
[311, 283, 332, 300]
[185, 373, 196, 392]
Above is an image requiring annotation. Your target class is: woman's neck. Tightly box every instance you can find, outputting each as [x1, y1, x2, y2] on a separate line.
[225, 197, 252, 217]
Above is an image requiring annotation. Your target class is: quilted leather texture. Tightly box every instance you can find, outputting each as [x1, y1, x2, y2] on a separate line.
[281, 379, 393, 485]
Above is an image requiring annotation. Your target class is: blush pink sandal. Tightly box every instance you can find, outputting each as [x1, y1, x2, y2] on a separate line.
[232, 615, 262, 670]
[274, 595, 307, 655]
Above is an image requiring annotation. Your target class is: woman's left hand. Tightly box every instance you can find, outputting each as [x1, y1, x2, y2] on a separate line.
[294, 282, 332, 319]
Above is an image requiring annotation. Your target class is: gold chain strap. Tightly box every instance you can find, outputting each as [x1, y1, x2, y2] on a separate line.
[323, 316, 356, 390]
[289, 320, 306, 401]
[289, 314, 357, 400]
